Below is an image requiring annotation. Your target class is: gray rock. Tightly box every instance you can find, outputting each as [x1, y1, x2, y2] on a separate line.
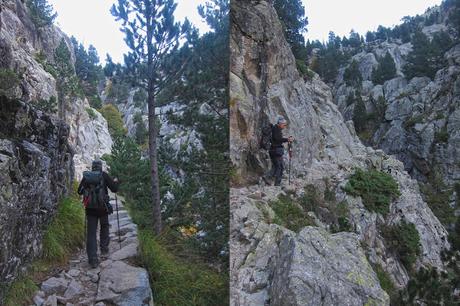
[270, 228, 389, 306]
[41, 277, 69, 295]
[63, 280, 83, 299]
[96, 261, 153, 306]
[33, 294, 45, 306]
[43, 294, 57, 306]
[67, 269, 80, 278]
[110, 242, 138, 261]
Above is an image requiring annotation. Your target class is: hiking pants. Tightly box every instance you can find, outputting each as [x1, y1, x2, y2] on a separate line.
[86, 213, 110, 263]
[269, 148, 284, 186]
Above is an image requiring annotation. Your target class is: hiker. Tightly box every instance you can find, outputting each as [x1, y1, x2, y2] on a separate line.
[77, 160, 119, 268]
[263, 116, 294, 186]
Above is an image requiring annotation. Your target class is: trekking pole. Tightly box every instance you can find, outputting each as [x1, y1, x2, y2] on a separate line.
[288, 141, 293, 185]
[115, 194, 122, 250]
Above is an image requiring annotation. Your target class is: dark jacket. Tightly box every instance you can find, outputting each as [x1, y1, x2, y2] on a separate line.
[271, 124, 288, 148]
[78, 171, 118, 216]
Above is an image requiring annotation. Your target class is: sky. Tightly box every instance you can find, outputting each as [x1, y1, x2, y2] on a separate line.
[47, 0, 444, 63]
[47, 0, 210, 63]
[303, 0, 443, 42]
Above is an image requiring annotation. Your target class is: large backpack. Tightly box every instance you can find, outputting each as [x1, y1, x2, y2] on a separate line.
[260, 124, 273, 150]
[82, 171, 108, 209]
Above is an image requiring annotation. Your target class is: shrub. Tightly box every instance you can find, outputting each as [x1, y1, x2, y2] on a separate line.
[343, 168, 401, 216]
[270, 193, 315, 232]
[382, 221, 421, 270]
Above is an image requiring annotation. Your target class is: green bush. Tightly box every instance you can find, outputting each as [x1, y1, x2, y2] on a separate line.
[270, 193, 315, 232]
[343, 169, 401, 216]
[0, 68, 20, 95]
[99, 104, 127, 138]
[36, 96, 57, 113]
[434, 126, 449, 143]
[138, 230, 229, 306]
[85, 107, 97, 120]
[382, 221, 421, 270]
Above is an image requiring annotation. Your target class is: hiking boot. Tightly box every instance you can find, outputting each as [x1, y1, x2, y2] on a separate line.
[89, 259, 99, 269]
[101, 248, 109, 259]
[262, 175, 273, 186]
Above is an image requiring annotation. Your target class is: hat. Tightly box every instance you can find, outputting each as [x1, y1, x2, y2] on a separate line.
[92, 159, 102, 171]
[277, 116, 287, 125]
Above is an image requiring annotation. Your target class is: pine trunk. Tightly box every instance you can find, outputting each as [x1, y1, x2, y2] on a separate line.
[146, 8, 162, 235]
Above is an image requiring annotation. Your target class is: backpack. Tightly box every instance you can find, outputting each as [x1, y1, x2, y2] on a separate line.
[82, 171, 108, 209]
[260, 124, 273, 150]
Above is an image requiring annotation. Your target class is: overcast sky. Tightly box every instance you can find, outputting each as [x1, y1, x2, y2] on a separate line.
[47, 0, 210, 63]
[303, 0, 443, 42]
[47, 0, 443, 63]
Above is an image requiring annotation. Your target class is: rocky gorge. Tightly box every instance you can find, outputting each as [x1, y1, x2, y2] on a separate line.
[0, 0, 117, 302]
[230, 0, 455, 304]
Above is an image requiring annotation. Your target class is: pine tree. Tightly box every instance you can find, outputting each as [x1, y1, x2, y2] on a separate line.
[353, 92, 367, 133]
[273, 0, 308, 60]
[372, 51, 397, 85]
[404, 30, 451, 80]
[111, 0, 190, 235]
[26, 0, 57, 28]
[344, 60, 362, 87]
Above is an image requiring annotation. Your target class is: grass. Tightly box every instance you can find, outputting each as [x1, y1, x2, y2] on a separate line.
[373, 264, 395, 295]
[3, 187, 84, 306]
[270, 193, 315, 232]
[138, 230, 229, 306]
[343, 168, 401, 216]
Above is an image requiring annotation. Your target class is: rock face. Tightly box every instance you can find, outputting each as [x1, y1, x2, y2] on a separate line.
[33, 196, 154, 305]
[0, 0, 112, 300]
[332, 9, 460, 189]
[0, 96, 73, 302]
[0, 0, 112, 180]
[67, 97, 113, 179]
[230, 0, 450, 304]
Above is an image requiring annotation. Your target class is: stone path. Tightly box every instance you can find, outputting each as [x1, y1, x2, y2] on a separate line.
[31, 196, 154, 306]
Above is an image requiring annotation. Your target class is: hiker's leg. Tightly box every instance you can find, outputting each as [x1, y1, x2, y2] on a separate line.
[100, 214, 110, 253]
[274, 156, 283, 186]
[86, 214, 98, 263]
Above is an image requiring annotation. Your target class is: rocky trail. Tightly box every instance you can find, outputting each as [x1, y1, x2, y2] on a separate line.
[31, 196, 153, 306]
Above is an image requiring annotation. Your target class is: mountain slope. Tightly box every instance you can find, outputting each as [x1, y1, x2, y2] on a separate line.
[230, 0, 450, 304]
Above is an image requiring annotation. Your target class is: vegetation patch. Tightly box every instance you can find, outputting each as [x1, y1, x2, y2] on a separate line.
[434, 125, 449, 143]
[0, 68, 20, 95]
[373, 264, 395, 296]
[138, 230, 228, 306]
[4, 187, 84, 305]
[343, 169, 401, 216]
[381, 221, 421, 271]
[85, 107, 97, 120]
[392, 259, 460, 306]
[269, 193, 315, 232]
[36, 96, 57, 113]
[99, 104, 127, 138]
